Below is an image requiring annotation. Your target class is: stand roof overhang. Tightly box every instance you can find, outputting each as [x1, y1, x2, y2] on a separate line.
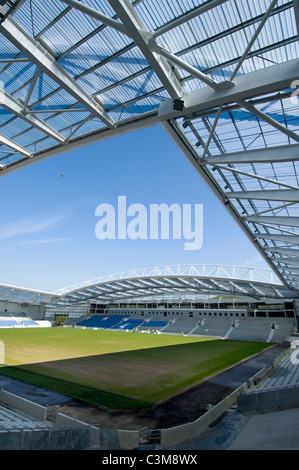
[0, 0, 298, 292]
[0, 265, 298, 306]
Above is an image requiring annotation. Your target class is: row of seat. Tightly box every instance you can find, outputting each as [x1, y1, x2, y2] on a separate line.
[76, 314, 127, 329]
[162, 316, 296, 343]
[0, 315, 38, 328]
[0, 404, 48, 431]
[249, 350, 299, 393]
[111, 318, 144, 330]
[76, 314, 296, 344]
[76, 315, 168, 331]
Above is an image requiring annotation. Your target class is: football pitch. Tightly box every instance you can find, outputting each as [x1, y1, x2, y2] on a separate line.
[0, 328, 271, 410]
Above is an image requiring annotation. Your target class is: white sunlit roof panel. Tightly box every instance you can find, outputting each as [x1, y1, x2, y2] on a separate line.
[0, 35, 18, 57]
[98, 69, 164, 107]
[40, 23, 85, 55]
[134, 0, 183, 31]
[73, 117, 106, 136]
[87, 0, 117, 17]
[80, 56, 147, 96]
[40, 87, 78, 108]
[0, 112, 30, 131]
[45, 114, 79, 133]
[25, 136, 58, 153]
[12, 0, 68, 36]
[0, 65, 34, 95]
[207, 2, 240, 30]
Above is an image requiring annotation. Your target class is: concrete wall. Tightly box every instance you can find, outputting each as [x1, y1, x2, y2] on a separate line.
[55, 412, 101, 448]
[237, 386, 299, 413]
[0, 301, 45, 320]
[0, 389, 47, 421]
[159, 385, 245, 447]
[0, 427, 90, 450]
[54, 412, 139, 449]
[293, 300, 299, 329]
[0, 388, 139, 450]
[0, 392, 90, 450]
[107, 307, 247, 319]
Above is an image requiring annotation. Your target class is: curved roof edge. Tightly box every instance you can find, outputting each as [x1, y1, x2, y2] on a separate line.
[0, 265, 298, 306]
[53, 264, 282, 295]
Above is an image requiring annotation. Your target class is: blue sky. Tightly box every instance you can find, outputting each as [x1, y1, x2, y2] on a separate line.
[0, 123, 271, 291]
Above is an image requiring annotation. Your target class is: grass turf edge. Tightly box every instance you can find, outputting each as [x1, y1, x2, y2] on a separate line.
[0, 365, 151, 411]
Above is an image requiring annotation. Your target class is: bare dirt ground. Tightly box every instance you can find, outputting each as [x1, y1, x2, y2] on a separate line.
[46, 380, 234, 430]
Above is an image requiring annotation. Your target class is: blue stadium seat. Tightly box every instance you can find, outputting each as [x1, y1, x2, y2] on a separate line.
[111, 319, 144, 330]
[76, 315, 127, 329]
[144, 321, 168, 328]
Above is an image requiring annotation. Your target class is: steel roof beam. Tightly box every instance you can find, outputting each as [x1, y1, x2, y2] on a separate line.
[247, 283, 266, 297]
[158, 59, 299, 119]
[209, 164, 299, 190]
[152, 0, 230, 38]
[202, 144, 299, 164]
[243, 202, 297, 220]
[266, 247, 299, 257]
[0, 87, 65, 143]
[162, 120, 296, 289]
[210, 279, 232, 292]
[280, 266, 299, 275]
[229, 280, 250, 294]
[25, 2, 291, 114]
[153, 44, 221, 90]
[255, 233, 299, 244]
[59, 0, 128, 35]
[229, 0, 279, 82]
[275, 258, 299, 267]
[289, 281, 299, 287]
[107, 0, 183, 100]
[247, 216, 299, 228]
[23, 66, 40, 112]
[225, 189, 299, 202]
[0, 132, 31, 157]
[237, 98, 299, 144]
[280, 261, 299, 275]
[0, 17, 114, 128]
[0, 58, 30, 63]
[282, 273, 299, 281]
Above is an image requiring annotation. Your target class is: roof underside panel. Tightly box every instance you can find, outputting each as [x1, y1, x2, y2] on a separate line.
[1, 264, 298, 305]
[0, 0, 297, 292]
[53, 274, 298, 305]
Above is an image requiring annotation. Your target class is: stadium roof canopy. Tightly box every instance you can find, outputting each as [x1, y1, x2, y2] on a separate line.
[52, 264, 299, 305]
[0, 265, 298, 305]
[0, 0, 298, 293]
[0, 282, 57, 305]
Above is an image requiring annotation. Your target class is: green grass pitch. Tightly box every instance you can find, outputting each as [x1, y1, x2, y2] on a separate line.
[0, 328, 271, 410]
